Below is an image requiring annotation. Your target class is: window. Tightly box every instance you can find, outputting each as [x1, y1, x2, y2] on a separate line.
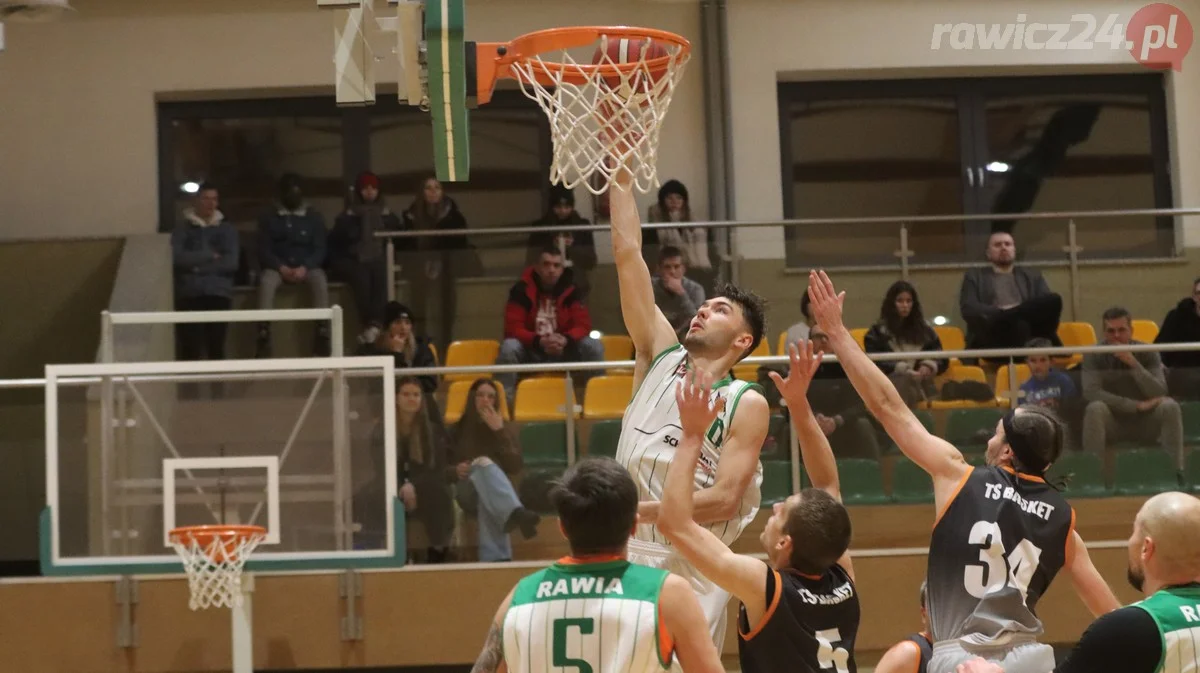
[778, 74, 1172, 267]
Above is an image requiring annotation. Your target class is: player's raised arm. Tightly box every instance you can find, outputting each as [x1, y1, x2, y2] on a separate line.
[657, 370, 772, 624]
[807, 270, 969, 494]
[768, 339, 855, 580]
[469, 587, 514, 673]
[658, 575, 726, 673]
[1063, 529, 1121, 617]
[608, 176, 678, 370]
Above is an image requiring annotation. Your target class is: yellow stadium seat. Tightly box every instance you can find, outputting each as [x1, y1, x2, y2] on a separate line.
[600, 334, 635, 374]
[933, 325, 966, 368]
[733, 338, 771, 382]
[443, 379, 510, 424]
[583, 376, 634, 420]
[1056, 322, 1096, 370]
[1132, 319, 1160, 343]
[513, 377, 580, 422]
[994, 364, 1032, 408]
[850, 328, 868, 350]
[444, 339, 500, 381]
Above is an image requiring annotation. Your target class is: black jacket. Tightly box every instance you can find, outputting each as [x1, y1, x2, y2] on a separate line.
[1156, 297, 1200, 368]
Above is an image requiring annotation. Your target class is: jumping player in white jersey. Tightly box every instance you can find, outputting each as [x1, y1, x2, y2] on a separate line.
[468, 457, 725, 673]
[806, 270, 1120, 673]
[607, 171, 771, 655]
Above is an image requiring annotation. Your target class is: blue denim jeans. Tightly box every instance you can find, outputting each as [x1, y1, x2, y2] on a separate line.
[470, 460, 524, 562]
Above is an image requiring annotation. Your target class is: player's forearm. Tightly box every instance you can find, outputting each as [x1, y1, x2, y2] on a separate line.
[1072, 555, 1121, 617]
[787, 396, 840, 495]
[827, 327, 909, 422]
[608, 185, 643, 259]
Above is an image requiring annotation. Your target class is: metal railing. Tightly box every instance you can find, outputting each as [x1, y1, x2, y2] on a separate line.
[373, 206, 1199, 322]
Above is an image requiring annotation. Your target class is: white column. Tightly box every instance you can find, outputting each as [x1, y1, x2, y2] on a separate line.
[231, 575, 254, 673]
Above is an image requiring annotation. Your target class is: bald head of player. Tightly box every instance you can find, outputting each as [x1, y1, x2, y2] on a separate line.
[551, 457, 641, 557]
[1127, 491, 1200, 595]
[760, 488, 853, 575]
[984, 405, 1066, 475]
[682, 283, 767, 364]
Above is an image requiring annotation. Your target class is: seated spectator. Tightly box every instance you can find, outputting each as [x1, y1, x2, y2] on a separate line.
[356, 301, 438, 394]
[367, 376, 458, 563]
[864, 280, 946, 407]
[1019, 337, 1077, 412]
[451, 379, 541, 562]
[328, 171, 398, 345]
[783, 292, 813, 346]
[172, 182, 238, 363]
[495, 245, 604, 400]
[800, 327, 881, 459]
[1155, 278, 1200, 399]
[1083, 307, 1183, 469]
[526, 184, 596, 294]
[400, 177, 481, 351]
[652, 245, 707, 339]
[256, 173, 330, 358]
[645, 179, 719, 292]
[959, 231, 1062, 358]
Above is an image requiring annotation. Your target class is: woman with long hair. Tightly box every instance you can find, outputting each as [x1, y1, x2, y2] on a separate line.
[452, 378, 540, 561]
[390, 376, 462, 562]
[864, 280, 947, 407]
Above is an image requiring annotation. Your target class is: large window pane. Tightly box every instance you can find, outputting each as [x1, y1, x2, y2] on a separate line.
[784, 96, 967, 267]
[977, 91, 1165, 259]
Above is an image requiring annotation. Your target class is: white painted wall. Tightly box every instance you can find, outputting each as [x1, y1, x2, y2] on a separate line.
[1, 0, 1198, 260]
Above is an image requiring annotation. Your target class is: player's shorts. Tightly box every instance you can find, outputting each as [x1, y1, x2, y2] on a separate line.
[627, 538, 732, 661]
[928, 636, 1056, 673]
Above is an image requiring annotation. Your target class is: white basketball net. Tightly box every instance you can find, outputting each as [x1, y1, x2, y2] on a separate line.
[171, 529, 265, 610]
[511, 35, 690, 195]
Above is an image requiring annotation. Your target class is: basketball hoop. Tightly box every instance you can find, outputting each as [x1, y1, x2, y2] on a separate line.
[475, 27, 691, 195]
[169, 525, 266, 611]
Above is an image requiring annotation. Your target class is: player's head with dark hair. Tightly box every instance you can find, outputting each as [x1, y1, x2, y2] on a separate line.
[761, 488, 852, 576]
[986, 405, 1065, 474]
[683, 282, 767, 363]
[550, 457, 639, 557]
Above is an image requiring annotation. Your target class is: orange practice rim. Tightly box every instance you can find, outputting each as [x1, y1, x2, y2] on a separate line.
[477, 26, 691, 95]
[169, 524, 266, 562]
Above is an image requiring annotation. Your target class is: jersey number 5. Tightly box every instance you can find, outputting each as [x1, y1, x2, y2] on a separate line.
[552, 617, 595, 673]
[815, 628, 851, 673]
[964, 520, 1044, 601]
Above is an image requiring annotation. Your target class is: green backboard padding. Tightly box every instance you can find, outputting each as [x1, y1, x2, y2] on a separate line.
[425, 0, 470, 181]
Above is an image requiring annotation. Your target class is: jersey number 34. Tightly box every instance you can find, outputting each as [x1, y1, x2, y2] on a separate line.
[964, 520, 1044, 602]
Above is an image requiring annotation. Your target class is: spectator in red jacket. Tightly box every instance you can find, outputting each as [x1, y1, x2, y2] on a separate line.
[495, 245, 605, 400]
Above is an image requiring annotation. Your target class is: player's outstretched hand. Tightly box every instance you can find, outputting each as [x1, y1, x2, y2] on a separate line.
[768, 339, 822, 404]
[676, 369, 725, 440]
[807, 270, 846, 332]
[955, 658, 1005, 673]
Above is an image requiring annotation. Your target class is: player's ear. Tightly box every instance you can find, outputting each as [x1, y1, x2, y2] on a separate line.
[631, 513, 640, 534]
[558, 520, 567, 540]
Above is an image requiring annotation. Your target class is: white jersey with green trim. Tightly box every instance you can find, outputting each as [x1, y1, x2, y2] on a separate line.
[614, 344, 763, 547]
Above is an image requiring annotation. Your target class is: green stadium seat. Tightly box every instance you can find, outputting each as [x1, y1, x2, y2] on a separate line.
[586, 420, 622, 459]
[1185, 451, 1200, 494]
[762, 460, 795, 505]
[892, 458, 934, 504]
[1047, 452, 1109, 498]
[837, 459, 889, 505]
[518, 422, 575, 467]
[1113, 449, 1179, 496]
[945, 408, 1005, 450]
[1182, 402, 1200, 444]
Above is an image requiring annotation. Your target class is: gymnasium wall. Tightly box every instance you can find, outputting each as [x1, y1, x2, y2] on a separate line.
[725, 0, 1200, 257]
[0, 0, 707, 240]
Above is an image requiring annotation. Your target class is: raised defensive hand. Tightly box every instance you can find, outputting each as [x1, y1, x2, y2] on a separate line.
[807, 270, 847, 333]
[675, 369, 726, 439]
[768, 340, 823, 403]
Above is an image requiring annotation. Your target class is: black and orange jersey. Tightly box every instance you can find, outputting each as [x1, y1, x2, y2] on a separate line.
[927, 465, 1074, 647]
[737, 563, 859, 673]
